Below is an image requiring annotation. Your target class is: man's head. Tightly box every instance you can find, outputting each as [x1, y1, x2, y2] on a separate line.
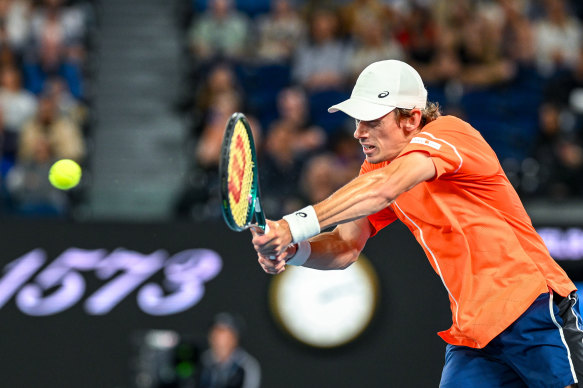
[328, 60, 428, 121]
[208, 312, 243, 363]
[329, 60, 439, 163]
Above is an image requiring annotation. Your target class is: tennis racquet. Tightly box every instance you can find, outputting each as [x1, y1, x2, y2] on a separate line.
[219, 112, 269, 233]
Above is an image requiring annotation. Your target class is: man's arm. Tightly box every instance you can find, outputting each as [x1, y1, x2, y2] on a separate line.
[304, 217, 372, 270]
[314, 151, 436, 230]
[255, 217, 372, 273]
[253, 151, 435, 264]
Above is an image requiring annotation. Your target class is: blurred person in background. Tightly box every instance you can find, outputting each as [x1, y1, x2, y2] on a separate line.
[328, 128, 364, 181]
[23, 0, 86, 99]
[422, 1, 516, 89]
[0, 0, 31, 57]
[498, 0, 537, 67]
[272, 85, 326, 152]
[42, 75, 87, 127]
[395, 3, 438, 68]
[5, 91, 82, 216]
[0, 64, 37, 160]
[543, 46, 583, 128]
[298, 152, 345, 205]
[197, 312, 261, 388]
[534, 0, 582, 77]
[339, 0, 393, 38]
[255, 0, 306, 64]
[174, 89, 261, 219]
[455, 7, 516, 88]
[398, 3, 462, 88]
[189, 62, 243, 138]
[17, 92, 85, 163]
[533, 103, 583, 199]
[346, 11, 404, 82]
[260, 119, 305, 217]
[188, 0, 250, 64]
[296, 131, 361, 208]
[291, 7, 350, 92]
[5, 121, 68, 215]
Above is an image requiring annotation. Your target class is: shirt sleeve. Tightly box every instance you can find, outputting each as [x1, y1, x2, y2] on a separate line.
[359, 160, 398, 236]
[397, 116, 500, 180]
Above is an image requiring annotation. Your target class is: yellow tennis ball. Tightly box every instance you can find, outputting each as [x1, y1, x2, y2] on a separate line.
[49, 159, 82, 190]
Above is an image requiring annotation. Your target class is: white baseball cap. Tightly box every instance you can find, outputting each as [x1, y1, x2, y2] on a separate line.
[328, 60, 427, 121]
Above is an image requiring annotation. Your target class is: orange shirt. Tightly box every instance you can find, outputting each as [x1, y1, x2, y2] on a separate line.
[360, 115, 575, 349]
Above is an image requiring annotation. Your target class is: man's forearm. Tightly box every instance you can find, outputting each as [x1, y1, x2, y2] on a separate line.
[300, 230, 362, 270]
[313, 152, 436, 231]
[293, 218, 371, 270]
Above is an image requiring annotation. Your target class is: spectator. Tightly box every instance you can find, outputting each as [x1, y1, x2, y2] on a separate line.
[0, 65, 37, 158]
[175, 0, 583, 218]
[543, 46, 583, 121]
[534, 0, 582, 77]
[260, 119, 305, 217]
[5, 127, 69, 216]
[291, 7, 350, 91]
[43, 76, 87, 126]
[173, 90, 261, 219]
[0, 0, 31, 55]
[329, 129, 364, 183]
[533, 103, 583, 198]
[298, 153, 345, 205]
[456, 9, 516, 88]
[339, 0, 394, 37]
[255, 0, 306, 64]
[194, 91, 243, 170]
[395, 3, 438, 67]
[191, 62, 243, 137]
[18, 93, 85, 163]
[397, 3, 462, 88]
[498, 0, 537, 66]
[188, 0, 250, 63]
[197, 313, 261, 388]
[23, 0, 87, 99]
[347, 12, 404, 82]
[273, 85, 326, 152]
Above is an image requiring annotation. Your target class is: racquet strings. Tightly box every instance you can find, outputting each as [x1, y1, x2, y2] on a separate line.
[227, 119, 255, 228]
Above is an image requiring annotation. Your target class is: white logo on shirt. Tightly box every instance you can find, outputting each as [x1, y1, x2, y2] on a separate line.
[411, 136, 441, 150]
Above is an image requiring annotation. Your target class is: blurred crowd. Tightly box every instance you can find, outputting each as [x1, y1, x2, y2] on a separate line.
[0, 0, 95, 217]
[0, 0, 579, 220]
[173, 0, 583, 221]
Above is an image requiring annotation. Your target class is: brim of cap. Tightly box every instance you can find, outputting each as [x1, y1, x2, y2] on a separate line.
[328, 98, 396, 121]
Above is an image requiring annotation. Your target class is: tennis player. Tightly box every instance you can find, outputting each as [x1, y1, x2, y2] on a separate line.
[251, 60, 583, 387]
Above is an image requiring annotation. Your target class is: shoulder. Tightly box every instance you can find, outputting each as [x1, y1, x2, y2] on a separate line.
[418, 115, 483, 144]
[424, 115, 474, 133]
[359, 160, 390, 175]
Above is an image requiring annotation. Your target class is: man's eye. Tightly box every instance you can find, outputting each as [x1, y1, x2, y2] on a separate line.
[355, 119, 361, 128]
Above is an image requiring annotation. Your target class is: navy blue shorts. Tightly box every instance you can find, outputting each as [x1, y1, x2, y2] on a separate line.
[440, 291, 583, 388]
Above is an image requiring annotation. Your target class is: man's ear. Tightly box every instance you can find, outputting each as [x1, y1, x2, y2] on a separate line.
[402, 109, 422, 133]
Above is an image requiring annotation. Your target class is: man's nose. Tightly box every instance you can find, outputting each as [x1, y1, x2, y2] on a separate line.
[354, 121, 367, 139]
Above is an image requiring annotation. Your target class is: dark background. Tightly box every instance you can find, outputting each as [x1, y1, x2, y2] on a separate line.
[0, 220, 452, 388]
[1, 219, 580, 388]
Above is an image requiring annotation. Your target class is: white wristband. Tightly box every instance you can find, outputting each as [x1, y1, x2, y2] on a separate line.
[286, 241, 311, 266]
[282, 206, 321, 243]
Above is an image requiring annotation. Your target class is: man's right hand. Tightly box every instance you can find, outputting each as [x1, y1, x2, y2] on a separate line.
[257, 244, 297, 275]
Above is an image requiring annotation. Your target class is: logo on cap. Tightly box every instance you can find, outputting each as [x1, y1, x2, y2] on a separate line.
[378, 91, 390, 98]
